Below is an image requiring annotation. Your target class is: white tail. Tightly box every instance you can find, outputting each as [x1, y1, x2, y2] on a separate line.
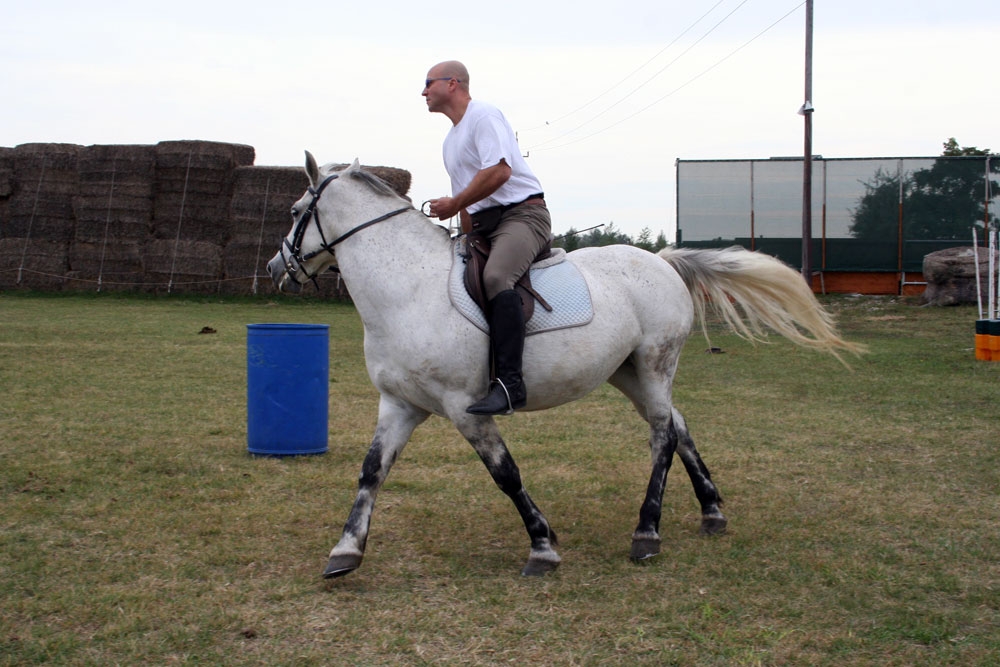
[659, 246, 866, 362]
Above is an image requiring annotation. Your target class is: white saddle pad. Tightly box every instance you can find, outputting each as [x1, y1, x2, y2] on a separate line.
[448, 238, 594, 336]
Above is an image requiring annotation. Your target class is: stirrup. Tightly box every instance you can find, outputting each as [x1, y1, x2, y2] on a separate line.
[492, 379, 514, 415]
[466, 379, 515, 416]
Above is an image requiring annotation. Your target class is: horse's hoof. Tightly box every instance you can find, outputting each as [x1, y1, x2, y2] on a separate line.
[521, 557, 560, 577]
[700, 516, 728, 536]
[323, 553, 363, 579]
[630, 536, 662, 562]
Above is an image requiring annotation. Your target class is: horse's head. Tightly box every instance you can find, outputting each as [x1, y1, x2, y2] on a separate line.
[266, 152, 411, 293]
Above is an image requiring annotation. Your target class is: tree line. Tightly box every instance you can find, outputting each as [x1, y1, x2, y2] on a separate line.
[850, 138, 999, 241]
[552, 222, 670, 252]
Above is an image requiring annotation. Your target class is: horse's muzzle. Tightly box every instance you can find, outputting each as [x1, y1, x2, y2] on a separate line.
[266, 253, 302, 294]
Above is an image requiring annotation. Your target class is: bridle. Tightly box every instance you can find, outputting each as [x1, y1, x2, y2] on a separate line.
[278, 172, 411, 285]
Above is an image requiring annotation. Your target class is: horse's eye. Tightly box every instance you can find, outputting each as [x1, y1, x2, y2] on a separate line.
[291, 208, 299, 218]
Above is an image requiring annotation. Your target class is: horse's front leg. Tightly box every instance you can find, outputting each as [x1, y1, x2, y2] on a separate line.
[323, 395, 428, 579]
[455, 415, 560, 576]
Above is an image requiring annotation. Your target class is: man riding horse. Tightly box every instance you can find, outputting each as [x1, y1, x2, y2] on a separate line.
[423, 60, 551, 416]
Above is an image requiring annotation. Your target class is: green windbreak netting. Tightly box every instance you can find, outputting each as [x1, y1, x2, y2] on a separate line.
[677, 156, 998, 272]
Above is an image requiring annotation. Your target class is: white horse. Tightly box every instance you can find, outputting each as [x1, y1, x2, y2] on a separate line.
[267, 154, 863, 578]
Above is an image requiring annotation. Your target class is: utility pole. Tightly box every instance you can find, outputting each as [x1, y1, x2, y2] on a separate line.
[800, 0, 814, 283]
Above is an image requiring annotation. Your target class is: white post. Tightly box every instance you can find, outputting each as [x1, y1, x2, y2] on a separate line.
[989, 229, 996, 320]
[973, 228, 983, 320]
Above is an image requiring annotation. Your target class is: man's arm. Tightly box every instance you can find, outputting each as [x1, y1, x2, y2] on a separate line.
[428, 159, 512, 223]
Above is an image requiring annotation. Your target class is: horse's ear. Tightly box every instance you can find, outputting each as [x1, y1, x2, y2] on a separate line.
[304, 151, 320, 187]
[348, 158, 361, 173]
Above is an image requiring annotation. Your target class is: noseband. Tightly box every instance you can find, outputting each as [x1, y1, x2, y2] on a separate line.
[280, 172, 411, 284]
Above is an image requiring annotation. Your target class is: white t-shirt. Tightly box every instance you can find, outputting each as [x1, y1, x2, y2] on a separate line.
[442, 100, 543, 215]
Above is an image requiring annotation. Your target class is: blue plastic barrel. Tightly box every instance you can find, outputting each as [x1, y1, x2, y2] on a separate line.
[247, 323, 329, 456]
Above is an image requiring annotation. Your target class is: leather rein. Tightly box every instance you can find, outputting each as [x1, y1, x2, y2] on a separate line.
[281, 172, 411, 284]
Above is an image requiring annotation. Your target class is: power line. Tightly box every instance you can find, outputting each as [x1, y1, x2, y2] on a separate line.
[526, 1, 806, 154]
[526, 0, 750, 149]
[520, 0, 728, 133]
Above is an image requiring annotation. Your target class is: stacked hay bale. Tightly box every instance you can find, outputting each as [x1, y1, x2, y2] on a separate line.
[0, 140, 413, 297]
[66, 144, 155, 290]
[223, 165, 307, 295]
[0, 146, 12, 239]
[0, 143, 80, 290]
[145, 140, 254, 293]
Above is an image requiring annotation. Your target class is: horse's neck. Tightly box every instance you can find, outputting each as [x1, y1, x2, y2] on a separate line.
[336, 210, 452, 323]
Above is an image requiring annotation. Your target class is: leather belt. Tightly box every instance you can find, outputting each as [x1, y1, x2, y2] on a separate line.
[471, 193, 545, 226]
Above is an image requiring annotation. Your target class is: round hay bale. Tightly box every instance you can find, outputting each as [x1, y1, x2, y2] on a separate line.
[922, 245, 1000, 306]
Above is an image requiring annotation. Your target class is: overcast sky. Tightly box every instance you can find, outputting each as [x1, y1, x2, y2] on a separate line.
[2, 1, 996, 241]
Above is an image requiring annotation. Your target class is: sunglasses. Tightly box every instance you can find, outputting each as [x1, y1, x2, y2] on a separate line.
[424, 77, 461, 88]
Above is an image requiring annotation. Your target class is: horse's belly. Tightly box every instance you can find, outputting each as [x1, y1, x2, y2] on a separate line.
[521, 320, 638, 409]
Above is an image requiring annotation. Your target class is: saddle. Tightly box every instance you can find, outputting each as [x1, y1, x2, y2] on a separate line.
[463, 234, 554, 322]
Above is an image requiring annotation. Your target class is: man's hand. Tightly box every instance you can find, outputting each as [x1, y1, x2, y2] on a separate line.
[427, 196, 461, 220]
[428, 160, 512, 221]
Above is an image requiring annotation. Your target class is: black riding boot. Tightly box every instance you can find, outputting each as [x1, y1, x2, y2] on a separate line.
[467, 289, 527, 415]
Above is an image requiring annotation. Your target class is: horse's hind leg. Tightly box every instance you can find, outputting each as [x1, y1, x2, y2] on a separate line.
[672, 408, 727, 535]
[612, 360, 727, 561]
[628, 409, 726, 561]
[630, 414, 677, 561]
[609, 358, 686, 561]
[323, 396, 428, 579]
[454, 415, 560, 577]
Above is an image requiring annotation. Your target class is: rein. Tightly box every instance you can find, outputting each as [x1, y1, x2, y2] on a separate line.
[282, 172, 410, 284]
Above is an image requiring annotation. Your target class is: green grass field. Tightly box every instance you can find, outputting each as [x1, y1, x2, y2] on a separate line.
[1, 291, 998, 665]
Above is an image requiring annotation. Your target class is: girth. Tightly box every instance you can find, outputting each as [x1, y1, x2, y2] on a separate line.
[463, 234, 553, 322]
